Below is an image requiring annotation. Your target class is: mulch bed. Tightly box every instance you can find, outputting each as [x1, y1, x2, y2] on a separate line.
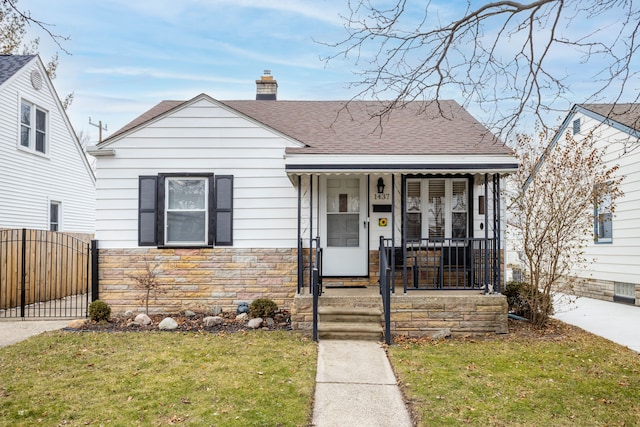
[74, 310, 292, 334]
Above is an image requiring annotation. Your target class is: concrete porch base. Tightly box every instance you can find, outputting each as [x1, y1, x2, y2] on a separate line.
[291, 286, 509, 339]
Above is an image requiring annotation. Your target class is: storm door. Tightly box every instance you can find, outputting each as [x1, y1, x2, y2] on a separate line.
[320, 176, 368, 276]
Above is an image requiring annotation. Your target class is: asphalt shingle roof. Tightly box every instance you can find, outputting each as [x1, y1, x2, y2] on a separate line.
[0, 55, 35, 86]
[107, 97, 512, 156]
[580, 103, 640, 133]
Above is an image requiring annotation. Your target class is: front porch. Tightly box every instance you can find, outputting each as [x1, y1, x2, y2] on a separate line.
[291, 285, 508, 340]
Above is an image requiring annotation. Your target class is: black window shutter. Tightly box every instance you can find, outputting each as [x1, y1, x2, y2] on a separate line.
[138, 176, 158, 246]
[214, 175, 233, 246]
[157, 175, 166, 246]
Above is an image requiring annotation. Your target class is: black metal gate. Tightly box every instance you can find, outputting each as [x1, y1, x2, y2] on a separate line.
[0, 229, 98, 318]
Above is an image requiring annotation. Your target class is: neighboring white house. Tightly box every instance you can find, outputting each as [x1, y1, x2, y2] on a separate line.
[550, 104, 640, 306]
[0, 55, 96, 233]
[87, 73, 518, 337]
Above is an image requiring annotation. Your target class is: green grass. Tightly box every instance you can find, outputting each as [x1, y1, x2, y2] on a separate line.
[0, 330, 316, 426]
[388, 323, 640, 426]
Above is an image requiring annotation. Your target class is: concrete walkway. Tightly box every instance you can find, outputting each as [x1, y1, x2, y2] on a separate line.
[553, 293, 640, 353]
[312, 340, 413, 427]
[0, 319, 71, 348]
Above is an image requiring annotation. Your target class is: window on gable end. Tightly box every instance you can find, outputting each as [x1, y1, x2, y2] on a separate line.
[594, 182, 613, 243]
[20, 100, 47, 154]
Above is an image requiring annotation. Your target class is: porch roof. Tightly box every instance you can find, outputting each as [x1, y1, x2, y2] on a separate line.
[283, 154, 518, 176]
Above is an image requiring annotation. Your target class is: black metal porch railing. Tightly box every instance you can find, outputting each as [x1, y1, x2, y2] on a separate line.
[310, 236, 322, 342]
[381, 237, 500, 294]
[379, 236, 392, 345]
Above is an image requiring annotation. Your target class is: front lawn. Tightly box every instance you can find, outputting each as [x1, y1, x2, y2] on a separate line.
[388, 320, 640, 426]
[0, 330, 316, 426]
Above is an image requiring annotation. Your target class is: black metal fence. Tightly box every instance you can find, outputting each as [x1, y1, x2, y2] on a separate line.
[379, 236, 391, 345]
[311, 236, 322, 341]
[0, 229, 97, 318]
[382, 237, 500, 293]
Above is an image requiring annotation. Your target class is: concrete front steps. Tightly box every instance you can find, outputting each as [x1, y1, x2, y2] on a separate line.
[318, 306, 383, 341]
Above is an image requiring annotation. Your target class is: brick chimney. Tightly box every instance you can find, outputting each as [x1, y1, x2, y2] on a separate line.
[256, 70, 277, 100]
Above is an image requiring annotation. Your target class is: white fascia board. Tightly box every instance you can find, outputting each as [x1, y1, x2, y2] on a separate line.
[284, 154, 519, 174]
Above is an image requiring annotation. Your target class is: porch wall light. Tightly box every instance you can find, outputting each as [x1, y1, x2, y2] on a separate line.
[377, 177, 386, 194]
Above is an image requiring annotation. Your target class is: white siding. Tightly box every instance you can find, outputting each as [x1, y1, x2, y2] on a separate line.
[572, 112, 640, 283]
[95, 98, 300, 249]
[0, 58, 96, 233]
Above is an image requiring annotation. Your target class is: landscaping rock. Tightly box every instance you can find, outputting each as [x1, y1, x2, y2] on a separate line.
[159, 317, 179, 330]
[236, 313, 249, 321]
[266, 317, 275, 327]
[184, 310, 196, 318]
[67, 319, 87, 329]
[134, 313, 152, 325]
[211, 305, 223, 316]
[247, 318, 263, 329]
[124, 310, 134, 317]
[203, 316, 224, 327]
[431, 328, 452, 339]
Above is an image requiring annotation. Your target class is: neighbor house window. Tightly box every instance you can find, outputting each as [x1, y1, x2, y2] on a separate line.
[138, 174, 233, 247]
[20, 100, 47, 154]
[594, 182, 613, 243]
[50, 201, 60, 231]
[405, 178, 469, 240]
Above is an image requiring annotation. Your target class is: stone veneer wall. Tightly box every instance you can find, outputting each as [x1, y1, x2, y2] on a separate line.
[571, 277, 640, 306]
[388, 294, 508, 336]
[98, 248, 298, 314]
[291, 293, 508, 337]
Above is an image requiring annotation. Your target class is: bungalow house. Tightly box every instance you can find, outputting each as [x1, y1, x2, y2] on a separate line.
[0, 55, 96, 233]
[88, 73, 517, 339]
[549, 104, 640, 306]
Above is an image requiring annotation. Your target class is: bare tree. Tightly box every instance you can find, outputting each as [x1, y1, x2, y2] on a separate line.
[130, 263, 163, 315]
[1, 0, 72, 107]
[1, 0, 69, 55]
[507, 129, 623, 327]
[326, 1, 640, 137]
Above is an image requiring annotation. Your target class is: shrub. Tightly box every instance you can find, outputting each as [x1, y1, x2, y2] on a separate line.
[249, 298, 278, 319]
[88, 300, 111, 322]
[503, 280, 552, 323]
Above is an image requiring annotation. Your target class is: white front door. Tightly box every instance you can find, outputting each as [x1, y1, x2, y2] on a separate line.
[320, 176, 368, 276]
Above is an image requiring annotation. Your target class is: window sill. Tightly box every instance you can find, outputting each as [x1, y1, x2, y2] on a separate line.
[594, 239, 613, 244]
[157, 245, 214, 249]
[17, 144, 49, 158]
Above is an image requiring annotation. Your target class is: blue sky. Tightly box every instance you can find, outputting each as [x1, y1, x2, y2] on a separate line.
[19, 0, 639, 144]
[21, 0, 359, 143]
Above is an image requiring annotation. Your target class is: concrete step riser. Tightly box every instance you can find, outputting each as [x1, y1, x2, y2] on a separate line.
[317, 305, 384, 341]
[319, 314, 382, 323]
[318, 332, 381, 341]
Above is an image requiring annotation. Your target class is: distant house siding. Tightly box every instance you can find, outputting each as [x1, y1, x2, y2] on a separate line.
[0, 58, 95, 233]
[94, 98, 301, 249]
[571, 111, 640, 302]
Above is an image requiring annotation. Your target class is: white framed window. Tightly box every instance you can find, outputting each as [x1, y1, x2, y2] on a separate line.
[138, 174, 233, 247]
[20, 99, 48, 154]
[50, 201, 61, 231]
[165, 177, 208, 245]
[594, 182, 613, 243]
[405, 178, 468, 240]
